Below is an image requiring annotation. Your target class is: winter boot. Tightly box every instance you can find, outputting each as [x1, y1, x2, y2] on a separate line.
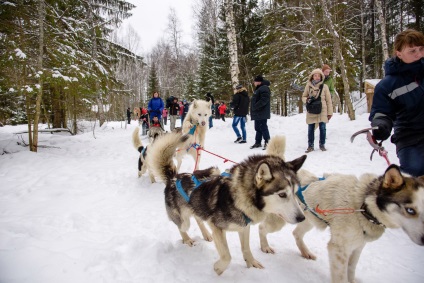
[250, 143, 261, 149]
[305, 147, 314, 153]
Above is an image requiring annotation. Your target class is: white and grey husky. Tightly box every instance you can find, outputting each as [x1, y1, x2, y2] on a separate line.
[175, 99, 212, 171]
[259, 138, 424, 283]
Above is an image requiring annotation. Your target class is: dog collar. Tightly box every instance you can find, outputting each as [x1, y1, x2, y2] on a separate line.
[360, 203, 386, 227]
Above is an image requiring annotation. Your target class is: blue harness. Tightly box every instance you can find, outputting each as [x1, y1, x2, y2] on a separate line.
[176, 172, 230, 202]
[141, 147, 147, 159]
[175, 171, 251, 225]
[296, 177, 329, 225]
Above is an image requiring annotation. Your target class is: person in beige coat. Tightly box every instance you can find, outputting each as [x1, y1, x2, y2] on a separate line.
[302, 68, 333, 153]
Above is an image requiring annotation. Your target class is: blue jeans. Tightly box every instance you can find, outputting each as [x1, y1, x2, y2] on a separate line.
[232, 116, 246, 140]
[397, 143, 424, 177]
[254, 119, 270, 144]
[209, 116, 213, 128]
[308, 122, 326, 147]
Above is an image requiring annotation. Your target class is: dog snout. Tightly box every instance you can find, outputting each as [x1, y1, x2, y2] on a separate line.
[201, 121, 206, 126]
[296, 214, 305, 223]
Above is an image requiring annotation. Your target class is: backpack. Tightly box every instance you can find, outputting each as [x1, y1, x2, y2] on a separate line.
[306, 85, 323, 114]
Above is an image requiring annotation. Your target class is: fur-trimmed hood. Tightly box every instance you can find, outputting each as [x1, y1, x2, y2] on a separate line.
[307, 68, 325, 83]
[235, 87, 248, 94]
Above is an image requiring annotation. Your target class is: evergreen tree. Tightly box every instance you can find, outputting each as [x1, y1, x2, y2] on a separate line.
[147, 63, 160, 96]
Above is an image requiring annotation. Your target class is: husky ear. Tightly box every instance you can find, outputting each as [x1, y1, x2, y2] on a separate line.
[255, 162, 272, 187]
[382, 164, 404, 189]
[287, 155, 307, 173]
[193, 100, 198, 108]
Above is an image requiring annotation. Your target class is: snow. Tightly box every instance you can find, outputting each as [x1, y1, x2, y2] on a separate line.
[14, 48, 26, 59]
[1, 110, 423, 283]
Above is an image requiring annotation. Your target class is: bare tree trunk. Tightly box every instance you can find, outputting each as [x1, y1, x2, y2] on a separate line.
[224, 0, 240, 88]
[375, 0, 389, 74]
[32, 0, 45, 152]
[320, 0, 355, 120]
[361, 1, 366, 98]
[88, 1, 106, 127]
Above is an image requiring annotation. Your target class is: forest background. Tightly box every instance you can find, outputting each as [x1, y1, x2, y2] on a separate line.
[0, 0, 423, 151]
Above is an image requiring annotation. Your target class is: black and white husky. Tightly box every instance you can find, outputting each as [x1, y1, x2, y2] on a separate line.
[147, 131, 307, 275]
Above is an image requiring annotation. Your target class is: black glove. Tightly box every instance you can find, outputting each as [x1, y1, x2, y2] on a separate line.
[371, 118, 392, 141]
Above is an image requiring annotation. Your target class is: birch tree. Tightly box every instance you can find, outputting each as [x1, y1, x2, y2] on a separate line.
[320, 0, 355, 120]
[375, 0, 389, 73]
[224, 0, 240, 88]
[31, 0, 46, 152]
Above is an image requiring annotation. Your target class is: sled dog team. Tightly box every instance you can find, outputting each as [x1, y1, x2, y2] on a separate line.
[132, 99, 424, 283]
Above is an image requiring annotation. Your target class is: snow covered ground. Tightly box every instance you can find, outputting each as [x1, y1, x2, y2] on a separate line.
[1, 111, 423, 283]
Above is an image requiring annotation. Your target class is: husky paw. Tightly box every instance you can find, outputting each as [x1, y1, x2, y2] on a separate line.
[246, 258, 264, 269]
[261, 246, 275, 254]
[203, 233, 213, 242]
[183, 239, 195, 247]
[300, 250, 316, 260]
[214, 260, 229, 275]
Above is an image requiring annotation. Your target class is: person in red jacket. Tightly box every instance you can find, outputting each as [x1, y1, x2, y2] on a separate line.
[218, 101, 227, 122]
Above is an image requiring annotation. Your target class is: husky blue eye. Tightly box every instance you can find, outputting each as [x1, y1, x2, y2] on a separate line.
[405, 207, 416, 215]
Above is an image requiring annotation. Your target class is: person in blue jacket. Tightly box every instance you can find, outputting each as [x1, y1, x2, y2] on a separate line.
[147, 91, 164, 124]
[369, 29, 424, 176]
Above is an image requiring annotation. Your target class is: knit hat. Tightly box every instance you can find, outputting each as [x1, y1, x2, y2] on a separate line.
[235, 84, 243, 89]
[254, 75, 263, 82]
[322, 64, 332, 72]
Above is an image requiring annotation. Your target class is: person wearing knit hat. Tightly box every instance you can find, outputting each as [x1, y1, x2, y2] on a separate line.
[322, 64, 341, 113]
[254, 75, 264, 82]
[250, 75, 271, 150]
[302, 68, 333, 153]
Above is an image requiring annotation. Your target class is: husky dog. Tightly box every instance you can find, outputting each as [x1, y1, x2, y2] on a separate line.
[259, 137, 424, 283]
[132, 127, 157, 183]
[146, 131, 220, 246]
[147, 125, 165, 144]
[148, 132, 307, 275]
[175, 99, 212, 171]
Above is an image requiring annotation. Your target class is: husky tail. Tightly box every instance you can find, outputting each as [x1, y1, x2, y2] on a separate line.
[132, 127, 144, 153]
[146, 132, 190, 182]
[266, 135, 286, 160]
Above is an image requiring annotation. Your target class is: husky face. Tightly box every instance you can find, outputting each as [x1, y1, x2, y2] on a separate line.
[190, 100, 212, 127]
[378, 167, 424, 245]
[255, 156, 306, 224]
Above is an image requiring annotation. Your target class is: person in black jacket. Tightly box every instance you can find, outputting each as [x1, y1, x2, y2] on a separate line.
[126, 107, 131, 124]
[231, 84, 250, 143]
[205, 92, 215, 128]
[369, 29, 424, 176]
[168, 97, 180, 131]
[250, 75, 271, 150]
